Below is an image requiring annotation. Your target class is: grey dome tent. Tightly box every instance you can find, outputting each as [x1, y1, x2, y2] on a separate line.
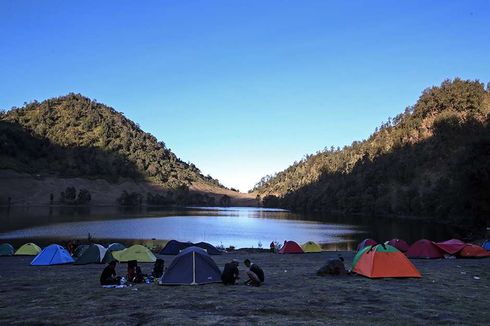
[102, 243, 126, 263]
[161, 246, 221, 285]
[74, 244, 107, 265]
[73, 245, 89, 258]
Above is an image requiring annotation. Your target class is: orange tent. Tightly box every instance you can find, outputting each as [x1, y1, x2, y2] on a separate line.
[458, 244, 490, 258]
[353, 244, 421, 278]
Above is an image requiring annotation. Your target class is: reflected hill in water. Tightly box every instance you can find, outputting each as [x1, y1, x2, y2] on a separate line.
[0, 207, 454, 250]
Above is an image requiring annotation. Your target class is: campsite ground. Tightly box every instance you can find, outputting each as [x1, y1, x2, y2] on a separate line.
[0, 251, 489, 325]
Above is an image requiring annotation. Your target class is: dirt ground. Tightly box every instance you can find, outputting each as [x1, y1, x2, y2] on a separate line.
[0, 251, 489, 325]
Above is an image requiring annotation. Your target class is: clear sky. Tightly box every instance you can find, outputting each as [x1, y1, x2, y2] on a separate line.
[1, 1, 489, 191]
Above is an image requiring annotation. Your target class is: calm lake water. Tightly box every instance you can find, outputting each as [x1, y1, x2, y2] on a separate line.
[0, 206, 454, 249]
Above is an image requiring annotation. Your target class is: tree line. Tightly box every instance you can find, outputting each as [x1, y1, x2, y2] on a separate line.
[255, 79, 490, 235]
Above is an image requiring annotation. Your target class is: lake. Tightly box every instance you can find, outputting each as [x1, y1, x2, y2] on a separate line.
[0, 206, 454, 249]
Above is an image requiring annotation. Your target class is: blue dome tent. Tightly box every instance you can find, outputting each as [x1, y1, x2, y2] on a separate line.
[159, 240, 222, 255]
[159, 240, 193, 255]
[482, 240, 490, 251]
[31, 244, 74, 266]
[161, 246, 221, 285]
[194, 242, 223, 255]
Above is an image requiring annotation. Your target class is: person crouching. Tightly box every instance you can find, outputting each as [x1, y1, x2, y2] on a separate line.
[221, 259, 240, 285]
[244, 259, 264, 287]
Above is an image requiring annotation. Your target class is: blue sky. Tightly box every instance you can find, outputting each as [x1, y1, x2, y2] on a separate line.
[1, 1, 489, 191]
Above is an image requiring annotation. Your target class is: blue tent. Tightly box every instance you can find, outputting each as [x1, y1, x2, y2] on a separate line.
[0, 243, 14, 256]
[483, 240, 490, 251]
[159, 240, 192, 255]
[194, 242, 223, 255]
[159, 240, 222, 255]
[161, 246, 221, 285]
[31, 244, 74, 266]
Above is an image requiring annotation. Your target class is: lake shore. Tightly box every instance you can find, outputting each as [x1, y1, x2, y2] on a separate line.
[1, 251, 489, 325]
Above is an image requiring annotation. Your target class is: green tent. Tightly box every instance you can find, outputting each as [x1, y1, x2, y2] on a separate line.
[0, 243, 15, 256]
[112, 244, 156, 263]
[15, 243, 41, 256]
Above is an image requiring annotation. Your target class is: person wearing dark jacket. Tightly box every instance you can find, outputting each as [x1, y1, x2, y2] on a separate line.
[127, 260, 145, 283]
[244, 259, 264, 286]
[221, 260, 240, 285]
[100, 261, 120, 285]
[152, 258, 165, 278]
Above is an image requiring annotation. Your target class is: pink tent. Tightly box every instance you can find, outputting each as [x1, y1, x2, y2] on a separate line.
[406, 239, 444, 259]
[387, 239, 410, 252]
[435, 239, 466, 255]
[356, 239, 377, 252]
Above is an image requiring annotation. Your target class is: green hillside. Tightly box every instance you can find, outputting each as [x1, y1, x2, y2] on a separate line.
[0, 93, 222, 189]
[254, 79, 490, 232]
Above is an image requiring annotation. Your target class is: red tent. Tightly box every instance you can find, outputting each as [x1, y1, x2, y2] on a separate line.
[387, 239, 410, 252]
[435, 239, 466, 255]
[406, 239, 444, 259]
[356, 239, 377, 252]
[458, 244, 490, 258]
[278, 241, 304, 254]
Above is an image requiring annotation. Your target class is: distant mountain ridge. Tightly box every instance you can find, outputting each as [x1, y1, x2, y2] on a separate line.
[0, 94, 256, 206]
[0, 93, 219, 187]
[254, 79, 490, 234]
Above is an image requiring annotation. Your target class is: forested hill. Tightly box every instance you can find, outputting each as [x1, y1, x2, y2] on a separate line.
[254, 79, 490, 232]
[0, 93, 222, 189]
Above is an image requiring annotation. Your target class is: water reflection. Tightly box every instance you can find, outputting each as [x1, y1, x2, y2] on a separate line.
[0, 206, 453, 249]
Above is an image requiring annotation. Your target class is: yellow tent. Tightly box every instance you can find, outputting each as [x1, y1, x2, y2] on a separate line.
[112, 244, 156, 263]
[14, 243, 42, 256]
[301, 241, 322, 253]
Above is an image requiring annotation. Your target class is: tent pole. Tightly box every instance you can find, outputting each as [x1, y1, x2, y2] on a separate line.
[191, 251, 197, 285]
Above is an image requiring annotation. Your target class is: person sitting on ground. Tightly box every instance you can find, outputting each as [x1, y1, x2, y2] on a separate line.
[127, 260, 145, 283]
[221, 259, 240, 285]
[100, 261, 121, 285]
[152, 258, 165, 278]
[317, 255, 348, 276]
[244, 259, 264, 286]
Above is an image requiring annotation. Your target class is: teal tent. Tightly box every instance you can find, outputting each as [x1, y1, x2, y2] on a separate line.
[0, 243, 14, 256]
